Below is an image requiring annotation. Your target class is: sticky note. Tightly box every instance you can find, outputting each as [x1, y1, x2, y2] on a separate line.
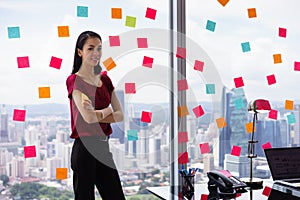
[176, 47, 186, 59]
[142, 56, 154, 68]
[273, 54, 282, 64]
[217, 0, 230, 7]
[216, 117, 226, 128]
[206, 20, 216, 32]
[38, 87, 51, 98]
[178, 132, 188, 143]
[125, 16, 136, 28]
[178, 106, 189, 117]
[109, 36, 120, 47]
[234, 77, 244, 88]
[262, 186, 272, 197]
[234, 98, 244, 110]
[262, 142, 272, 149]
[56, 168, 68, 180]
[285, 100, 294, 110]
[194, 60, 204, 72]
[17, 56, 30, 68]
[247, 8, 257, 18]
[267, 74, 276, 85]
[287, 113, 296, 124]
[200, 143, 210, 154]
[294, 61, 300, 71]
[111, 8, 122, 19]
[125, 83, 136, 94]
[24, 145, 36, 158]
[7, 26, 20, 39]
[77, 6, 88, 17]
[206, 84, 215, 94]
[102, 57, 116, 71]
[231, 146, 241, 156]
[145, 7, 157, 20]
[279, 27, 287, 38]
[192, 105, 205, 118]
[246, 122, 255, 133]
[57, 26, 70, 37]
[241, 42, 251, 52]
[177, 79, 188, 91]
[13, 109, 26, 122]
[81, 93, 89, 102]
[127, 130, 138, 141]
[141, 111, 152, 123]
[137, 38, 148, 48]
[268, 110, 278, 120]
[178, 152, 188, 164]
[49, 56, 62, 69]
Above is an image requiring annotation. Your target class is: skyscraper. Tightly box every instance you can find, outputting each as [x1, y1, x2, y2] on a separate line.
[0, 105, 9, 143]
[111, 90, 125, 143]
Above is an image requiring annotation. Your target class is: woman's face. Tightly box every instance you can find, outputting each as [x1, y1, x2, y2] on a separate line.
[78, 37, 102, 67]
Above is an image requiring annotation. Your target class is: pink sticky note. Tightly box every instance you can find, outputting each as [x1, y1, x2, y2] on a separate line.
[178, 152, 188, 164]
[200, 143, 210, 154]
[234, 77, 244, 88]
[192, 105, 205, 118]
[194, 60, 204, 72]
[262, 142, 272, 149]
[231, 146, 241, 156]
[125, 83, 136, 94]
[200, 194, 208, 200]
[178, 132, 188, 143]
[294, 61, 300, 71]
[262, 186, 272, 197]
[177, 79, 188, 91]
[267, 74, 276, 85]
[13, 109, 26, 122]
[278, 27, 287, 38]
[17, 56, 30, 68]
[142, 56, 154, 68]
[176, 47, 186, 59]
[145, 7, 157, 20]
[137, 38, 148, 48]
[24, 145, 36, 158]
[141, 111, 152, 123]
[109, 36, 120, 47]
[268, 110, 278, 120]
[49, 56, 62, 69]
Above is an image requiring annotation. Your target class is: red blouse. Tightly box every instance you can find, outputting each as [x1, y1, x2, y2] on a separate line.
[66, 72, 114, 138]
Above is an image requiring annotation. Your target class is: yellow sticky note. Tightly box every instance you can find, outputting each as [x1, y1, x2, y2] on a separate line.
[247, 8, 257, 18]
[38, 87, 51, 98]
[57, 26, 70, 37]
[285, 100, 294, 110]
[216, 117, 226, 128]
[178, 105, 189, 117]
[111, 8, 122, 19]
[273, 54, 282, 64]
[56, 168, 68, 180]
[246, 122, 256, 133]
[102, 57, 116, 71]
[81, 93, 89, 102]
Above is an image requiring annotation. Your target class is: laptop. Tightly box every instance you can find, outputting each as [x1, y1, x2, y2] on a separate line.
[264, 147, 300, 188]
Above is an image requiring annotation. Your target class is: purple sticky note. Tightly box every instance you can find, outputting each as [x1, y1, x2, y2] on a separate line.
[24, 145, 36, 158]
[49, 56, 62, 69]
[109, 36, 120, 47]
[262, 142, 272, 149]
[142, 56, 154, 68]
[267, 74, 276, 85]
[141, 111, 152, 123]
[278, 27, 287, 38]
[177, 79, 188, 91]
[200, 143, 210, 154]
[231, 146, 241, 156]
[194, 60, 204, 72]
[268, 110, 278, 120]
[234, 77, 244, 88]
[13, 109, 26, 122]
[17, 56, 30, 68]
[176, 47, 186, 59]
[145, 7, 157, 20]
[178, 132, 188, 143]
[294, 61, 300, 71]
[137, 38, 148, 48]
[125, 83, 136, 94]
[192, 105, 205, 118]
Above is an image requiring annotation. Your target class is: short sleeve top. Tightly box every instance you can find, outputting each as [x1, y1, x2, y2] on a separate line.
[66, 72, 114, 138]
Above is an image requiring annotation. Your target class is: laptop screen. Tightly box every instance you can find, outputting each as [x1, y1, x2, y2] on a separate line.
[264, 147, 300, 181]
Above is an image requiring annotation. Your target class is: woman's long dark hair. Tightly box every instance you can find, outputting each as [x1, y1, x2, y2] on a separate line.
[71, 31, 102, 74]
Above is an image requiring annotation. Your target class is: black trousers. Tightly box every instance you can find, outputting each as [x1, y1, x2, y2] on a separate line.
[71, 137, 126, 200]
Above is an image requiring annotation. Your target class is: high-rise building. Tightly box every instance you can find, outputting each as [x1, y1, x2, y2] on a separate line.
[0, 105, 9, 143]
[224, 154, 249, 178]
[11, 157, 25, 178]
[203, 153, 214, 174]
[292, 105, 300, 145]
[46, 157, 62, 180]
[111, 90, 125, 143]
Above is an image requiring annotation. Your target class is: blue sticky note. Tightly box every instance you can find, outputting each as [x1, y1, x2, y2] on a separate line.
[206, 84, 215, 94]
[77, 6, 88, 17]
[7, 26, 20, 39]
[206, 20, 216, 32]
[127, 130, 138, 141]
[287, 113, 296, 124]
[241, 42, 251, 52]
[234, 98, 244, 110]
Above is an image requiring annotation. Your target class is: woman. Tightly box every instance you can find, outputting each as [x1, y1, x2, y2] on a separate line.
[66, 30, 125, 200]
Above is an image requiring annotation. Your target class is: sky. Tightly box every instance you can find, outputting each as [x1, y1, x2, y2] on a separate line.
[0, 0, 299, 106]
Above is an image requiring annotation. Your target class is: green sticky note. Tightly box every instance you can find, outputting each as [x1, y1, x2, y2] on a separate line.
[287, 113, 296, 124]
[206, 84, 215, 94]
[127, 130, 138, 141]
[234, 98, 244, 110]
[8, 26, 20, 39]
[77, 6, 88, 17]
[125, 16, 136, 28]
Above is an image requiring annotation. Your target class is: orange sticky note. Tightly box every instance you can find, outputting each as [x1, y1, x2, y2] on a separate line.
[285, 100, 294, 110]
[273, 54, 282, 64]
[178, 105, 189, 117]
[247, 8, 257, 18]
[57, 26, 70, 37]
[102, 57, 116, 71]
[56, 168, 68, 180]
[246, 122, 255, 133]
[216, 117, 226, 128]
[111, 8, 122, 19]
[38, 87, 51, 98]
[218, 0, 230, 7]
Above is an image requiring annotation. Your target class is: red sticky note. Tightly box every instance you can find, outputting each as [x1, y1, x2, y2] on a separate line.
[262, 186, 272, 197]
[125, 83, 136, 94]
[142, 56, 154, 68]
[17, 56, 30, 68]
[200, 194, 208, 200]
[178, 132, 188, 143]
[268, 110, 278, 120]
[109, 36, 120, 47]
[177, 79, 188, 91]
[192, 105, 205, 118]
[294, 61, 300, 71]
[137, 38, 148, 48]
[262, 142, 272, 149]
[200, 143, 210, 154]
[141, 111, 152, 123]
[49, 56, 62, 69]
[176, 47, 186, 59]
[178, 152, 188, 164]
[145, 7, 157, 20]
[231, 146, 241, 156]
[279, 27, 287, 38]
[24, 145, 36, 158]
[267, 74, 276, 85]
[194, 60, 204, 72]
[13, 109, 26, 122]
[234, 77, 244, 88]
